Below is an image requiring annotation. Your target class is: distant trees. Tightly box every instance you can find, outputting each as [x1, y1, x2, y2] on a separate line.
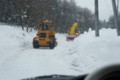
[99, 20, 109, 29]
[0, 0, 95, 33]
[108, 16, 116, 29]
[107, 12, 120, 29]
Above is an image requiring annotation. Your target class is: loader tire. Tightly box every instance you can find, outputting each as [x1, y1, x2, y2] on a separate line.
[33, 40, 39, 48]
[49, 41, 55, 49]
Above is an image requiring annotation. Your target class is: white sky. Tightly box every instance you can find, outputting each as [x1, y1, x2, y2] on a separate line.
[75, 0, 120, 21]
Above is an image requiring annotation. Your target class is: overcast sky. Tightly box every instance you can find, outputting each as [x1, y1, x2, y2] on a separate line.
[75, 0, 120, 21]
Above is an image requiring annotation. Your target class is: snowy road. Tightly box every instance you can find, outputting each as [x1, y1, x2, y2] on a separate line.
[0, 25, 120, 80]
[0, 41, 81, 80]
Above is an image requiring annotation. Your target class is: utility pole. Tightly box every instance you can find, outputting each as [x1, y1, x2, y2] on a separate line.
[112, 0, 120, 36]
[95, 0, 99, 37]
[117, 0, 119, 14]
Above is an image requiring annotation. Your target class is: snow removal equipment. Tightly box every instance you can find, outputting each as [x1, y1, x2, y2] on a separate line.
[66, 23, 80, 41]
[33, 21, 57, 49]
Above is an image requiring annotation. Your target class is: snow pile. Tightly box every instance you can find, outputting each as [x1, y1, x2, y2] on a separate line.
[0, 24, 33, 65]
[0, 24, 120, 80]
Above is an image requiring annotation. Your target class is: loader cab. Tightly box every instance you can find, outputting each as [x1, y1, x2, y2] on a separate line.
[39, 21, 55, 30]
[40, 24, 53, 30]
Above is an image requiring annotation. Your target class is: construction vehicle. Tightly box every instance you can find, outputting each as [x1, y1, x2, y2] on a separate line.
[33, 21, 57, 49]
[66, 23, 80, 41]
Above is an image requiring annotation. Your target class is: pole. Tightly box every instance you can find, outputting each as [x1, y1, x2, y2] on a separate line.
[117, 0, 119, 14]
[112, 0, 120, 36]
[95, 0, 99, 37]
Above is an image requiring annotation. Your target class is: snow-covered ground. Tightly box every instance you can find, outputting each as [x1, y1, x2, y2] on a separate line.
[0, 24, 120, 80]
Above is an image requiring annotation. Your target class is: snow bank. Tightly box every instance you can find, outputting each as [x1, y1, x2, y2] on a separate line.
[0, 24, 34, 65]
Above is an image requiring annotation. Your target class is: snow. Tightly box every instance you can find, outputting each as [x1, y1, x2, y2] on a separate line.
[0, 24, 120, 80]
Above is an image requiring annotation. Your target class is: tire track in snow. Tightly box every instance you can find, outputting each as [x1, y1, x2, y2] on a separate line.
[60, 40, 100, 73]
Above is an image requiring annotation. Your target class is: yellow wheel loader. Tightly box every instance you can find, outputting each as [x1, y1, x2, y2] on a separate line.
[33, 21, 57, 49]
